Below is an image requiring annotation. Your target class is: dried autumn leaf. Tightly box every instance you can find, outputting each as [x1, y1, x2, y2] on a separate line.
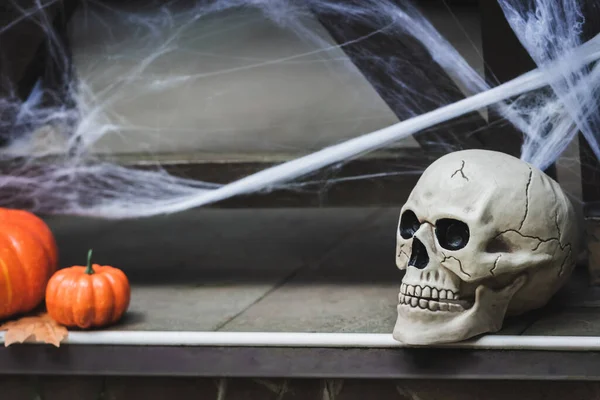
[0, 312, 68, 347]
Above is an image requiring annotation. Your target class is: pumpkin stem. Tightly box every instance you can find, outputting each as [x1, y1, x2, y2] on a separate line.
[85, 249, 95, 275]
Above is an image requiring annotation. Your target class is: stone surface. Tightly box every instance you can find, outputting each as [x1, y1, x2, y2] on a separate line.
[220, 208, 539, 335]
[40, 207, 571, 335]
[522, 307, 600, 336]
[48, 208, 382, 331]
[220, 209, 401, 333]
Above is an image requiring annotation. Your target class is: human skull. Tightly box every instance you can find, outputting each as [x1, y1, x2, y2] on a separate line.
[393, 149, 578, 345]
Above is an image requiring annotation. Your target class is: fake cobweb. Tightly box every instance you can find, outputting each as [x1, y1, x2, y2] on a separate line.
[0, 0, 599, 219]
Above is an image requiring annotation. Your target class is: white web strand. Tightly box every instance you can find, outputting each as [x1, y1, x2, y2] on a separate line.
[499, 0, 600, 171]
[79, 33, 600, 218]
[0, 0, 599, 218]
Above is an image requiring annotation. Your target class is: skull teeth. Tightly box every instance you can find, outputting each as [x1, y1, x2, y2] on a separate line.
[400, 284, 458, 300]
[428, 300, 439, 311]
[398, 294, 466, 312]
[398, 284, 470, 311]
[422, 287, 431, 298]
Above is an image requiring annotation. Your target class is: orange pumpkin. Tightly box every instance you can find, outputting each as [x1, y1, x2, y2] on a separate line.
[0, 208, 58, 320]
[46, 250, 130, 329]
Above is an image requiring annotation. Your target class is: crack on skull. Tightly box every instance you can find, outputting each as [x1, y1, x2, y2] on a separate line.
[554, 210, 562, 241]
[494, 228, 573, 277]
[495, 229, 560, 251]
[397, 243, 411, 265]
[397, 247, 410, 260]
[451, 160, 469, 181]
[559, 247, 573, 277]
[518, 168, 533, 231]
[441, 252, 471, 278]
[490, 254, 501, 276]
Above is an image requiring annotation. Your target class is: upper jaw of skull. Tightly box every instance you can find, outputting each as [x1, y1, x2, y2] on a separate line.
[399, 265, 471, 313]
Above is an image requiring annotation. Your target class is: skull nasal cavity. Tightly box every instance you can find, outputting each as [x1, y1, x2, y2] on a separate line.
[409, 238, 429, 269]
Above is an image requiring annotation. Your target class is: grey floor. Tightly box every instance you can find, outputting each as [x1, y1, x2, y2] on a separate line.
[42, 207, 600, 337]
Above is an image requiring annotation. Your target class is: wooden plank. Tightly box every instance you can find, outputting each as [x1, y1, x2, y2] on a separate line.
[221, 208, 533, 335]
[6, 345, 600, 379]
[574, 2, 600, 281]
[43, 208, 379, 331]
[479, 0, 558, 180]
[0, 0, 79, 146]
[0, 149, 431, 210]
[577, 0, 600, 209]
[312, 1, 487, 154]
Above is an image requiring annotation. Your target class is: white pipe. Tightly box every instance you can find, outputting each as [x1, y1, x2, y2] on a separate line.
[2, 331, 600, 351]
[101, 33, 600, 218]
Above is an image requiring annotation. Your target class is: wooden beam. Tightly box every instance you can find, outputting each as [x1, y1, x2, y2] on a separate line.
[479, 0, 559, 179]
[0, 0, 79, 146]
[576, 1, 600, 211]
[0, 149, 434, 210]
[312, 1, 487, 154]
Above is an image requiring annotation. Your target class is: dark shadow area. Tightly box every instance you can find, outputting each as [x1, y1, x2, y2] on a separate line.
[45, 208, 400, 284]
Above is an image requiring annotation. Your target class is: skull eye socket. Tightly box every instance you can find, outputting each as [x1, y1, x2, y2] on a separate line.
[399, 210, 420, 239]
[435, 218, 469, 250]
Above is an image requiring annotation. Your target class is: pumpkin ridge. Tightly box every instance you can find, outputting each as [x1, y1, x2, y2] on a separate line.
[45, 271, 64, 323]
[22, 220, 57, 279]
[56, 271, 76, 325]
[103, 269, 130, 323]
[49, 274, 64, 325]
[95, 273, 115, 326]
[0, 237, 26, 319]
[5, 229, 47, 313]
[3, 211, 57, 273]
[2, 236, 24, 313]
[90, 274, 98, 327]
[24, 228, 55, 281]
[76, 273, 95, 329]
[59, 272, 76, 326]
[0, 258, 13, 310]
[2, 234, 31, 316]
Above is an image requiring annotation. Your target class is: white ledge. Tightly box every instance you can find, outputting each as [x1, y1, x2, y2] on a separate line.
[1, 331, 599, 351]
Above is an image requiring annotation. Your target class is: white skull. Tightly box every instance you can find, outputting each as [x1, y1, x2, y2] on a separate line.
[392, 149, 578, 344]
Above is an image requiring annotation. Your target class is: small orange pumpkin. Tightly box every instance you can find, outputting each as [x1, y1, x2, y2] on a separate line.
[46, 250, 130, 329]
[0, 208, 58, 320]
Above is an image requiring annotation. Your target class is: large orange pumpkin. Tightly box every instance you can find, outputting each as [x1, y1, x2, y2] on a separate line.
[46, 250, 130, 329]
[0, 208, 58, 320]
